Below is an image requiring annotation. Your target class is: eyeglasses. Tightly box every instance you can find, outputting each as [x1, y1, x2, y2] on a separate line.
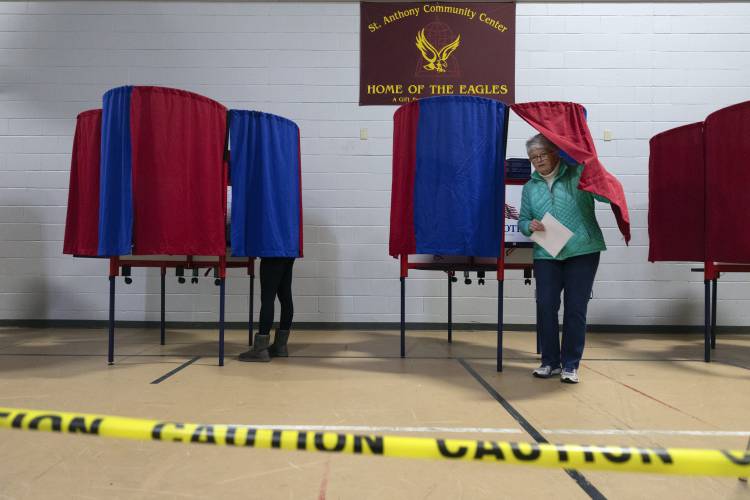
[529, 152, 550, 162]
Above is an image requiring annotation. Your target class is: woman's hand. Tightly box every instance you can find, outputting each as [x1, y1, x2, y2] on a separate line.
[530, 219, 545, 232]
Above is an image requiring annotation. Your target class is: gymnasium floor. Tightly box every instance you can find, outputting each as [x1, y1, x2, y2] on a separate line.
[0, 327, 749, 499]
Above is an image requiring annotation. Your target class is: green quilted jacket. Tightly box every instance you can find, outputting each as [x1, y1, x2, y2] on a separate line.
[518, 161, 608, 260]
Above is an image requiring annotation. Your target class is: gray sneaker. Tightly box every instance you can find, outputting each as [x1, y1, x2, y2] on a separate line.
[532, 365, 562, 379]
[561, 368, 579, 384]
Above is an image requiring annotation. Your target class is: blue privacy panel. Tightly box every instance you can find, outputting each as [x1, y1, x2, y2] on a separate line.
[98, 85, 133, 256]
[413, 96, 506, 257]
[229, 110, 301, 257]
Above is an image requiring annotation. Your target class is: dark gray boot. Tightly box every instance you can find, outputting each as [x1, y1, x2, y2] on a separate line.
[238, 334, 271, 362]
[269, 329, 290, 357]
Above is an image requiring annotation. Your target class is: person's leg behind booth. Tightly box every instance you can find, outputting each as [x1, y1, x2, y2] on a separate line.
[532, 258, 564, 378]
[269, 258, 295, 357]
[239, 257, 286, 362]
[560, 252, 600, 383]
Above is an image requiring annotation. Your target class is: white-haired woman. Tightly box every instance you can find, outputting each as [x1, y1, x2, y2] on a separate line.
[518, 134, 608, 383]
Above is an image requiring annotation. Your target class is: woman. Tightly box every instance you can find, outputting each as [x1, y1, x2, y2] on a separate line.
[238, 257, 295, 362]
[519, 134, 608, 383]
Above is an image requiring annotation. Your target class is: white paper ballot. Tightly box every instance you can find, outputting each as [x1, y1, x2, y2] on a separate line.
[529, 213, 573, 258]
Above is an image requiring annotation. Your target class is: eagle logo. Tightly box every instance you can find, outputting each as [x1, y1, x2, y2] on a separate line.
[415, 28, 461, 73]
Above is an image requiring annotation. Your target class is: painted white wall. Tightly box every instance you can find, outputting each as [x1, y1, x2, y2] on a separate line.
[1, 1, 749, 325]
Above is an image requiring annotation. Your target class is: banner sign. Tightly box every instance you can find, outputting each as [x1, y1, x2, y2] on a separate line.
[360, 2, 516, 105]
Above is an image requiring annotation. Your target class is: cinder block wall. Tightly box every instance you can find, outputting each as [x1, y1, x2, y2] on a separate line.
[1, 2, 749, 326]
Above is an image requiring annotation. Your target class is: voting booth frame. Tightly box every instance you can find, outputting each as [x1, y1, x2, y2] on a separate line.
[106, 255, 256, 367]
[697, 262, 750, 363]
[396, 105, 534, 372]
[649, 101, 750, 363]
[397, 177, 536, 374]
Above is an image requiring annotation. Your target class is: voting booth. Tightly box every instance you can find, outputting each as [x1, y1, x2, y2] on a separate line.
[63, 86, 302, 366]
[390, 96, 629, 371]
[649, 101, 750, 361]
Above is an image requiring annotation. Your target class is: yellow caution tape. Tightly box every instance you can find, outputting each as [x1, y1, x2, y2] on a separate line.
[1, 407, 748, 477]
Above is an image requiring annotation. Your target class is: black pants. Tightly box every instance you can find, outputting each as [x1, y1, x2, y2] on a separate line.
[259, 258, 295, 336]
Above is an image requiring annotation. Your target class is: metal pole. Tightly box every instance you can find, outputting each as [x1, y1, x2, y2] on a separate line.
[219, 278, 226, 366]
[711, 278, 717, 349]
[704, 280, 711, 362]
[536, 299, 541, 355]
[160, 268, 166, 345]
[448, 274, 453, 343]
[400, 276, 406, 358]
[497, 279, 504, 372]
[249, 275, 255, 346]
[108, 276, 115, 364]
[496, 105, 509, 372]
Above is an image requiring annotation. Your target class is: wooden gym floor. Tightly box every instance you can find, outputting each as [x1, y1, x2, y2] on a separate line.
[0, 327, 749, 499]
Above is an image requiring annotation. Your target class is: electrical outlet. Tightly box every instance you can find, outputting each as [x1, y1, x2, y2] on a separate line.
[360, 127, 368, 140]
[603, 129, 613, 141]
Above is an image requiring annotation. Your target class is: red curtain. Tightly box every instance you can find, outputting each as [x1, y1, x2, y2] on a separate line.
[63, 109, 102, 256]
[130, 87, 227, 255]
[389, 101, 419, 257]
[511, 101, 631, 243]
[648, 122, 705, 262]
[705, 101, 750, 262]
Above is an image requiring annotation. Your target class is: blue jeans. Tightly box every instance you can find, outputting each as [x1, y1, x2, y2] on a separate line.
[534, 252, 600, 371]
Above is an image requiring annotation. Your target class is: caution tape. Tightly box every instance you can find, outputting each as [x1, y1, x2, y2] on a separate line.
[1, 407, 748, 477]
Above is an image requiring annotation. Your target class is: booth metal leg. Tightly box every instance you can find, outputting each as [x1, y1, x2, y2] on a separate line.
[704, 280, 711, 363]
[249, 275, 255, 346]
[711, 278, 717, 349]
[108, 276, 115, 364]
[497, 280, 504, 372]
[219, 278, 226, 366]
[400, 277, 406, 358]
[160, 269, 166, 346]
[535, 301, 541, 355]
[448, 275, 453, 344]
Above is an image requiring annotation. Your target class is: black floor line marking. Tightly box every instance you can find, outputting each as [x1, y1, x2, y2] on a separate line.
[719, 360, 750, 372]
[0, 353, 209, 358]
[150, 356, 201, 384]
[0, 352, 204, 358]
[0, 352, 731, 365]
[112, 344, 164, 364]
[0, 353, 106, 357]
[458, 358, 607, 500]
